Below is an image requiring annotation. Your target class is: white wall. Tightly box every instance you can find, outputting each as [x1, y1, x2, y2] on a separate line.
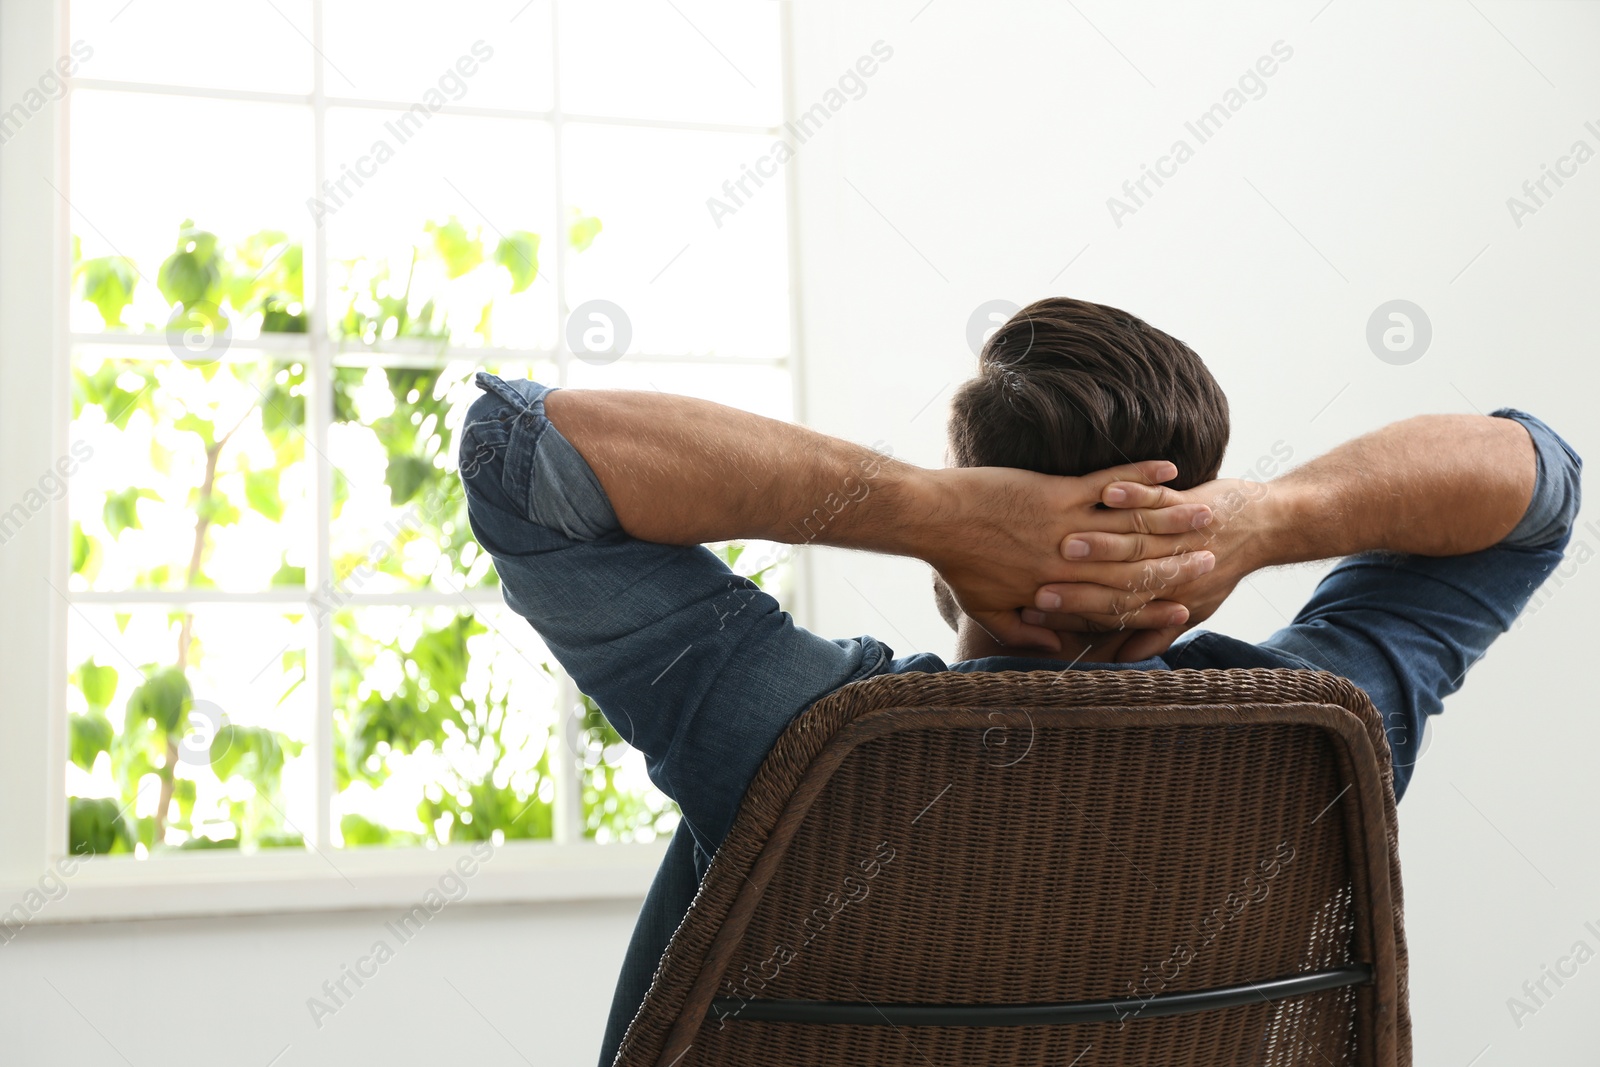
[0, 898, 639, 1064]
[788, 0, 1600, 1063]
[4, 3, 1596, 1065]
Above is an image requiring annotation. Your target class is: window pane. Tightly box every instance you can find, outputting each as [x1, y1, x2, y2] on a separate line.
[326, 359, 553, 595]
[574, 692, 677, 844]
[332, 606, 558, 847]
[564, 125, 791, 358]
[72, 0, 314, 95]
[559, 0, 782, 127]
[66, 607, 314, 857]
[70, 91, 313, 338]
[69, 355, 311, 594]
[323, 108, 558, 352]
[322, 0, 554, 111]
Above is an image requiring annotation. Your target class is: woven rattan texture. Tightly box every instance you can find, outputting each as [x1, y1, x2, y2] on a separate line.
[613, 669, 1410, 1067]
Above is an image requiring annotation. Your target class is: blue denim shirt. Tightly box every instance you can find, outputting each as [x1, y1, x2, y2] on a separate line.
[457, 372, 1582, 1066]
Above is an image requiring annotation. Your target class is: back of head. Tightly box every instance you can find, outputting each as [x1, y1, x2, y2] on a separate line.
[937, 297, 1229, 634]
[949, 297, 1229, 490]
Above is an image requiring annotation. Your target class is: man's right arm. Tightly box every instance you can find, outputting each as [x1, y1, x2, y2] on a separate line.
[1237, 412, 1539, 566]
[1038, 408, 1582, 793]
[1038, 411, 1571, 653]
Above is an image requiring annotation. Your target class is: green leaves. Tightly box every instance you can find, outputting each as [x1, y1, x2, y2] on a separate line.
[68, 797, 134, 857]
[69, 711, 114, 772]
[125, 666, 192, 736]
[384, 454, 431, 506]
[75, 255, 139, 328]
[261, 361, 308, 436]
[173, 411, 217, 448]
[192, 490, 240, 528]
[568, 210, 603, 253]
[68, 660, 117, 782]
[210, 724, 301, 797]
[71, 522, 101, 578]
[73, 222, 307, 336]
[341, 813, 419, 848]
[74, 362, 154, 429]
[244, 468, 284, 521]
[75, 658, 119, 711]
[426, 216, 484, 279]
[225, 230, 306, 335]
[494, 230, 541, 293]
[103, 487, 159, 537]
[157, 221, 223, 308]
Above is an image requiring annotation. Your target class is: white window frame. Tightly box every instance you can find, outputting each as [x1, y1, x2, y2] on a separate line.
[0, 0, 808, 923]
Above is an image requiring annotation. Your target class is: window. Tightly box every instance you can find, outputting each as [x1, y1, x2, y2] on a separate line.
[26, 0, 796, 909]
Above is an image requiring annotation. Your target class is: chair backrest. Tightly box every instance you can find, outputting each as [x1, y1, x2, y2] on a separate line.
[614, 668, 1411, 1067]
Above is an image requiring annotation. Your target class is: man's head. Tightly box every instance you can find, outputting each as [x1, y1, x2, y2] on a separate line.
[937, 296, 1230, 633]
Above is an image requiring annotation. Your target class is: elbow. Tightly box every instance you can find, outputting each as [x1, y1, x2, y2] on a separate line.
[1492, 410, 1583, 549]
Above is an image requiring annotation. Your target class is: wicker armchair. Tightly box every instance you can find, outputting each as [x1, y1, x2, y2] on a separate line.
[613, 668, 1411, 1066]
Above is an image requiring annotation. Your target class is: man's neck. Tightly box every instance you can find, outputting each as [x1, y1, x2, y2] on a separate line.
[954, 618, 1140, 665]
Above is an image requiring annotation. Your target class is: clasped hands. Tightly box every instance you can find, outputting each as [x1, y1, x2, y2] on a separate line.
[924, 460, 1264, 661]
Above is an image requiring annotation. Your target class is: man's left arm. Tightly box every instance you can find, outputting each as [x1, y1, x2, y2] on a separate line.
[458, 372, 1210, 848]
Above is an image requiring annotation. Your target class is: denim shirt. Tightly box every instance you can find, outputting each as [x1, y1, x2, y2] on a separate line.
[457, 372, 1582, 1066]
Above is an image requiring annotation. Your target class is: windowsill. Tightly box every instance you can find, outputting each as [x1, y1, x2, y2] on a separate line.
[3, 838, 668, 926]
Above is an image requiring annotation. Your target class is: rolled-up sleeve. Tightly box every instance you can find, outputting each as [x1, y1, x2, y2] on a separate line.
[1497, 408, 1583, 549]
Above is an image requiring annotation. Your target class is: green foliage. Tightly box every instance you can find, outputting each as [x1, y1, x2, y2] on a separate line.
[494, 230, 541, 293]
[384, 454, 432, 507]
[331, 212, 580, 347]
[568, 209, 603, 254]
[69, 710, 114, 772]
[71, 522, 101, 579]
[177, 835, 240, 850]
[244, 468, 284, 522]
[75, 255, 139, 328]
[210, 724, 303, 798]
[102, 487, 159, 537]
[427, 217, 485, 279]
[75, 658, 118, 711]
[333, 609, 556, 847]
[68, 797, 134, 857]
[62, 210, 695, 857]
[341, 813, 419, 848]
[576, 692, 676, 842]
[156, 223, 222, 308]
[126, 667, 191, 735]
[73, 361, 156, 429]
[73, 220, 306, 337]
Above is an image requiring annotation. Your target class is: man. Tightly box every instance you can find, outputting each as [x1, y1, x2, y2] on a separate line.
[457, 297, 1580, 1066]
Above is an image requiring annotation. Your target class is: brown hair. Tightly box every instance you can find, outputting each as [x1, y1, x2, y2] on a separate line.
[937, 296, 1230, 630]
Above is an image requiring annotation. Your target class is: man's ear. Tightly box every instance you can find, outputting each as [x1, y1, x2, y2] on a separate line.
[932, 572, 961, 632]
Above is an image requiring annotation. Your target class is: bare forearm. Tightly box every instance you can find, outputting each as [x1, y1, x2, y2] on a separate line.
[543, 388, 928, 553]
[1253, 414, 1536, 567]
